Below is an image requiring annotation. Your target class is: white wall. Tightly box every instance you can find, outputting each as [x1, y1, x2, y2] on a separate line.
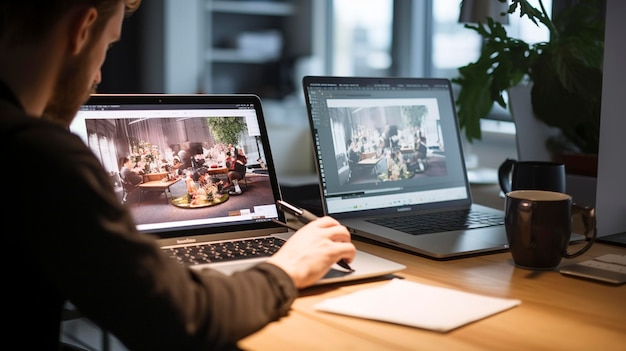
[595, 0, 626, 237]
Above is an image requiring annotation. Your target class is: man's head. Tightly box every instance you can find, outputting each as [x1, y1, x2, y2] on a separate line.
[119, 156, 131, 169]
[0, 0, 141, 126]
[0, 1, 141, 46]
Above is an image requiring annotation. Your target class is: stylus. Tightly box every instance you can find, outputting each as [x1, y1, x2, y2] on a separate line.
[276, 200, 354, 272]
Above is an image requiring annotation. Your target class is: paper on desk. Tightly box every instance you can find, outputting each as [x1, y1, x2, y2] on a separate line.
[314, 279, 521, 332]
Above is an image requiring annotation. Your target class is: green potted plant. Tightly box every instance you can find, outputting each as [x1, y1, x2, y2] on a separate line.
[205, 116, 248, 145]
[453, 0, 604, 174]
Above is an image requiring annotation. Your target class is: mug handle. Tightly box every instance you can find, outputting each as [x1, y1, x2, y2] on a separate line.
[498, 158, 517, 194]
[562, 203, 597, 258]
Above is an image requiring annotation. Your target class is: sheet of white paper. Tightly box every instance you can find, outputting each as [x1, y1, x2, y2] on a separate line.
[314, 279, 521, 332]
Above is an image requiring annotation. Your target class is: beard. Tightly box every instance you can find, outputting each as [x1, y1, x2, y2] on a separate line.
[42, 52, 97, 128]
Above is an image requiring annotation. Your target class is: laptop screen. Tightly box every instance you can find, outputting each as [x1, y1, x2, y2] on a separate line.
[70, 94, 287, 240]
[302, 76, 471, 218]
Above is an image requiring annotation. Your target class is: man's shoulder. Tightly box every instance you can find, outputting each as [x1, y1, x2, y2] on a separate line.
[0, 108, 64, 137]
[1, 113, 94, 170]
[0, 112, 79, 144]
[0, 108, 43, 134]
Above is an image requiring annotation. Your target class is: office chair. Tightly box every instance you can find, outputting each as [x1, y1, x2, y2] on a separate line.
[61, 302, 110, 351]
[240, 171, 249, 190]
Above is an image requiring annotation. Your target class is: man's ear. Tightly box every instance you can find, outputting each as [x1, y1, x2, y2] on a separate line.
[68, 7, 98, 55]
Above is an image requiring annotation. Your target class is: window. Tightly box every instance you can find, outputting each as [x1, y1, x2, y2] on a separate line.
[330, 0, 394, 76]
[328, 0, 553, 174]
[431, 0, 552, 81]
[330, 0, 552, 83]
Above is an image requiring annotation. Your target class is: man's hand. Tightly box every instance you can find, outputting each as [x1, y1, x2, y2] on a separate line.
[266, 216, 356, 288]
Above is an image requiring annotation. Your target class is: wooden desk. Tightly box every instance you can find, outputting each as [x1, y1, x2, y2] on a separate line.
[142, 172, 168, 183]
[357, 156, 387, 179]
[206, 166, 228, 175]
[138, 178, 181, 203]
[360, 151, 376, 161]
[239, 184, 626, 350]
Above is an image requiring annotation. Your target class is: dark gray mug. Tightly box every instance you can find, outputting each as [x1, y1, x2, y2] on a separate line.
[498, 159, 566, 194]
[504, 190, 596, 270]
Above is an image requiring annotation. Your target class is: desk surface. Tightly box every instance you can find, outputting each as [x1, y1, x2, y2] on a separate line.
[138, 178, 180, 189]
[239, 184, 626, 350]
[206, 166, 228, 175]
[142, 172, 168, 183]
[358, 156, 384, 165]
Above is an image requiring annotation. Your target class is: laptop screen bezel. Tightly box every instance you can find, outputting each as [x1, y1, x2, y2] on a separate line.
[301, 76, 473, 220]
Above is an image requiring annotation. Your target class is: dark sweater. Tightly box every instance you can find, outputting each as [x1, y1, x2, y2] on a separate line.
[0, 84, 297, 350]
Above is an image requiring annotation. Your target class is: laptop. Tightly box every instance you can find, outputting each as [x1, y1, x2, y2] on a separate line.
[69, 94, 405, 286]
[302, 76, 510, 259]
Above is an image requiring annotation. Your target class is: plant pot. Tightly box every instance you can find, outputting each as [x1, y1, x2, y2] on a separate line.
[508, 82, 598, 206]
[555, 152, 598, 178]
[508, 83, 599, 178]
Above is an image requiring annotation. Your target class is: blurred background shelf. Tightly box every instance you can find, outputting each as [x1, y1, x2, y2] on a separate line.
[209, 1, 295, 16]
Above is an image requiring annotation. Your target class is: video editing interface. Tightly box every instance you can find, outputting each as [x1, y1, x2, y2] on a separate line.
[305, 79, 469, 215]
[70, 100, 279, 234]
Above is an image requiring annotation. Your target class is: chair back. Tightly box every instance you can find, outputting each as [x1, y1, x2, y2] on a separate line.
[119, 172, 138, 192]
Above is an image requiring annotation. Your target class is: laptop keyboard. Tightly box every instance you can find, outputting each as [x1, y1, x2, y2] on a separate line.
[367, 209, 504, 236]
[163, 237, 286, 266]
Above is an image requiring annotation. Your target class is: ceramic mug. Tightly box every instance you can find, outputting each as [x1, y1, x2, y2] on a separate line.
[504, 190, 596, 270]
[498, 159, 566, 194]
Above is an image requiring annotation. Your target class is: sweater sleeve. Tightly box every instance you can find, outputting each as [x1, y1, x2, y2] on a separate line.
[191, 263, 298, 349]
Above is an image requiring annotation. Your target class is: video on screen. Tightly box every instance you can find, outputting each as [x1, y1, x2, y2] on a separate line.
[324, 99, 448, 187]
[79, 115, 276, 230]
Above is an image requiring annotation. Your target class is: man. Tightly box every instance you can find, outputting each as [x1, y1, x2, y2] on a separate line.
[225, 147, 247, 195]
[0, 1, 356, 350]
[119, 156, 143, 186]
[118, 156, 143, 203]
